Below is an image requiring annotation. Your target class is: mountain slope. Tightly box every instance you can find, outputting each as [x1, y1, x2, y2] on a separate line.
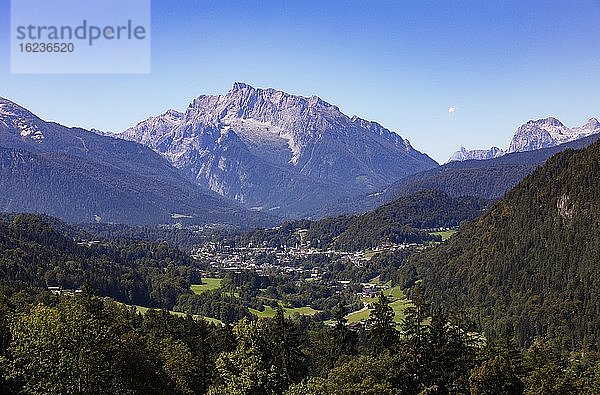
[0, 213, 197, 308]
[121, 83, 437, 217]
[0, 97, 270, 227]
[321, 132, 600, 218]
[401, 140, 600, 347]
[332, 190, 489, 251]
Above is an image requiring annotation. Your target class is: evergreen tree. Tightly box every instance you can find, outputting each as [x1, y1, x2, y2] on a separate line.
[470, 355, 524, 395]
[368, 293, 397, 353]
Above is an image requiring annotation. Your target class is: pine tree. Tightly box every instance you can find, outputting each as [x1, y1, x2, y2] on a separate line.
[368, 293, 397, 353]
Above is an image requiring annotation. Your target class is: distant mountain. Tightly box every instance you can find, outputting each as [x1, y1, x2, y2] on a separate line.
[508, 116, 600, 152]
[318, 132, 600, 218]
[121, 82, 437, 217]
[401, 139, 600, 347]
[0, 97, 271, 227]
[447, 116, 600, 163]
[446, 146, 505, 163]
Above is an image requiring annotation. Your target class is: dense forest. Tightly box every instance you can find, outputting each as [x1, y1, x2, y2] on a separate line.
[237, 190, 489, 251]
[0, 214, 254, 322]
[78, 223, 224, 253]
[401, 141, 600, 348]
[0, 287, 598, 394]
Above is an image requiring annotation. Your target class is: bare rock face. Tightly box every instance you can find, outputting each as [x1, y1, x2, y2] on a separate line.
[122, 83, 437, 217]
[508, 117, 600, 153]
[447, 116, 600, 163]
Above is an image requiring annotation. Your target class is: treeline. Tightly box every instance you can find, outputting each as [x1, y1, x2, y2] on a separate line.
[0, 288, 598, 394]
[237, 190, 489, 251]
[401, 141, 600, 348]
[0, 213, 196, 308]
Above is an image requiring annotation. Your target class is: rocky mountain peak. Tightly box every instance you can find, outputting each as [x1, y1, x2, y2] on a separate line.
[121, 83, 437, 216]
[231, 81, 253, 91]
[536, 117, 564, 127]
[446, 146, 505, 163]
[584, 117, 600, 129]
[449, 115, 600, 162]
[0, 98, 46, 143]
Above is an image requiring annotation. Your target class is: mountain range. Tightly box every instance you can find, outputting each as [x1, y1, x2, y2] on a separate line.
[121, 82, 438, 217]
[447, 116, 600, 163]
[0, 97, 270, 227]
[2, 85, 598, 228]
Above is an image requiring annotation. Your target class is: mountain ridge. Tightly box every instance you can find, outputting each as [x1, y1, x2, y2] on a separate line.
[121, 83, 438, 217]
[0, 97, 272, 227]
[316, 132, 600, 218]
[447, 116, 600, 163]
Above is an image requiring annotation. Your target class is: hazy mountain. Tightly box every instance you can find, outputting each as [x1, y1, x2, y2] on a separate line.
[0, 97, 271, 227]
[121, 82, 438, 217]
[447, 116, 600, 163]
[401, 139, 600, 346]
[446, 146, 505, 163]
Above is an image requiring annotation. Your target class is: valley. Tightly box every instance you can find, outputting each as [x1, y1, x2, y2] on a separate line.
[2, 1, 598, 393]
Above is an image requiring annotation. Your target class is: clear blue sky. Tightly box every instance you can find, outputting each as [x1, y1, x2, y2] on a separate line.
[1, 0, 599, 162]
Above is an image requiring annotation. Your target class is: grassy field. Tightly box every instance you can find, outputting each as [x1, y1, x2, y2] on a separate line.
[346, 307, 371, 323]
[190, 278, 223, 294]
[347, 302, 411, 324]
[249, 305, 320, 318]
[363, 250, 377, 259]
[348, 285, 412, 325]
[383, 284, 405, 299]
[430, 230, 457, 241]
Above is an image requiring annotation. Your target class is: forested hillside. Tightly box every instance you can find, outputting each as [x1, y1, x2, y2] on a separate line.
[333, 190, 488, 250]
[401, 141, 600, 348]
[0, 213, 197, 308]
[238, 190, 489, 251]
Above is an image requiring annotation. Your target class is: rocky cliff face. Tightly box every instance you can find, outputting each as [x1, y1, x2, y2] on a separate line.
[122, 82, 437, 217]
[447, 116, 600, 163]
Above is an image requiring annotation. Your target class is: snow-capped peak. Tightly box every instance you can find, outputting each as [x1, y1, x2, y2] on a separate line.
[0, 97, 46, 143]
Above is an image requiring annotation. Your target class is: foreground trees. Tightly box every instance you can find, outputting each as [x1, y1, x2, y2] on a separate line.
[0, 289, 599, 394]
